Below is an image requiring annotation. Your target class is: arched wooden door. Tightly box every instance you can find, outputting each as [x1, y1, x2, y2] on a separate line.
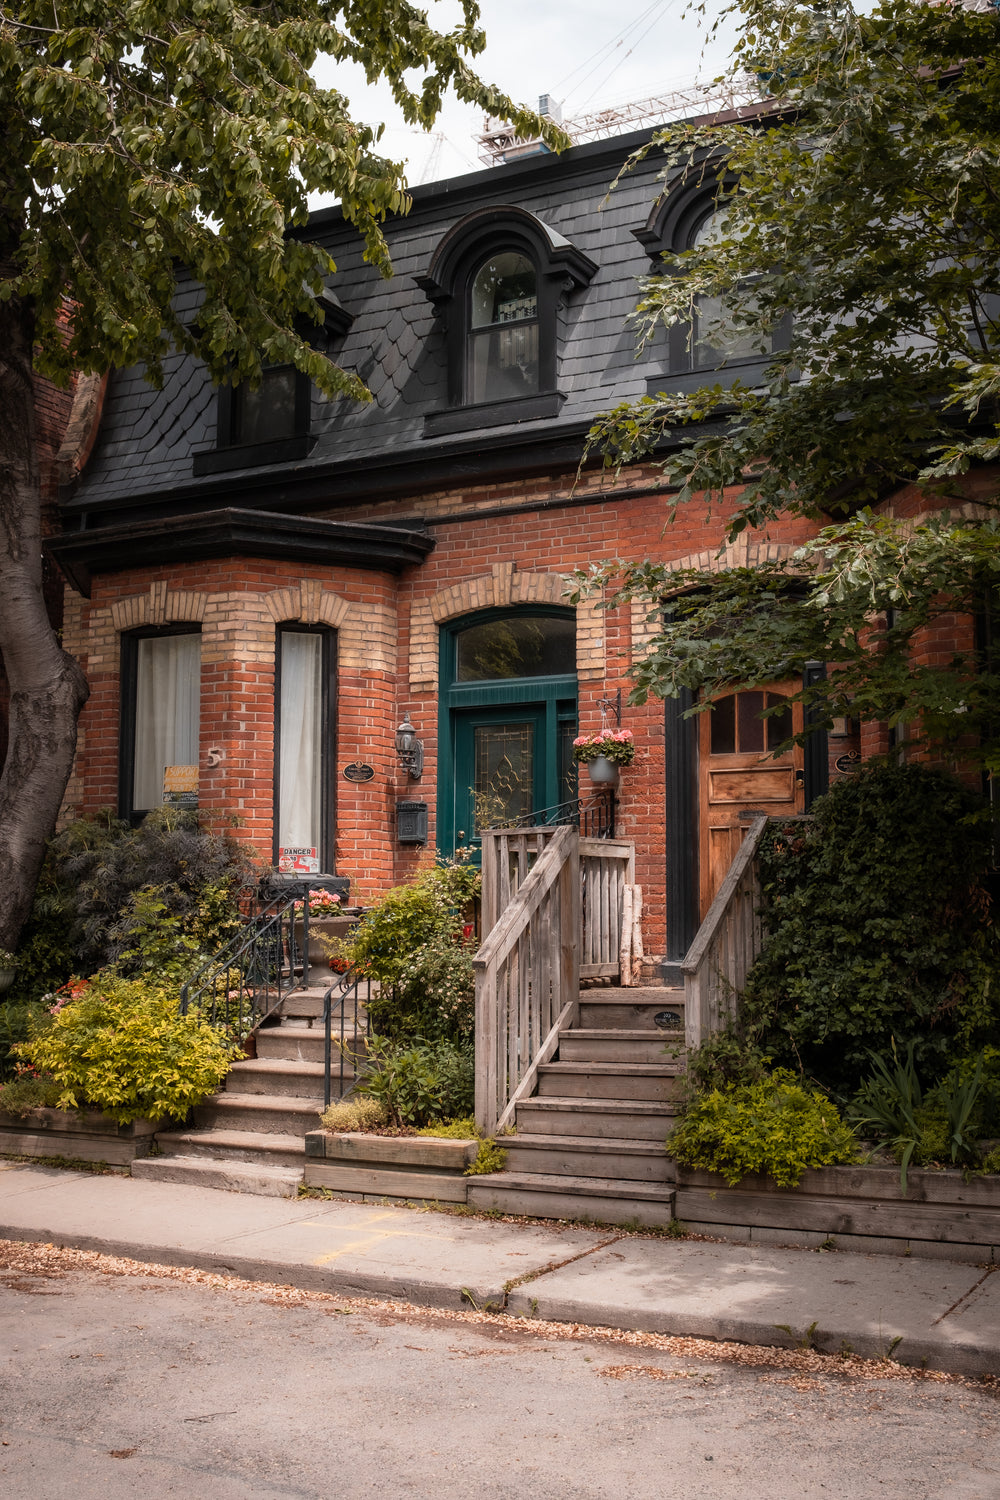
[698, 686, 805, 918]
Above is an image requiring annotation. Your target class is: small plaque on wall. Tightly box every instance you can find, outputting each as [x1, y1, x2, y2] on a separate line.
[835, 750, 863, 773]
[343, 762, 375, 783]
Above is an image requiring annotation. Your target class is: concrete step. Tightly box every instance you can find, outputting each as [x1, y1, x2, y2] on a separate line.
[559, 1029, 680, 1064]
[151, 1127, 307, 1169]
[255, 1027, 366, 1064]
[193, 1092, 324, 1135]
[132, 1155, 301, 1198]
[466, 1171, 676, 1229]
[516, 1097, 676, 1140]
[537, 1061, 683, 1102]
[578, 987, 685, 1032]
[226, 1059, 338, 1100]
[503, 1133, 672, 1183]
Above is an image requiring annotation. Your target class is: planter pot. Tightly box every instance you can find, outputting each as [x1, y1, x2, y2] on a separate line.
[294, 916, 356, 986]
[0, 1106, 158, 1166]
[587, 755, 620, 787]
[0, 969, 15, 996]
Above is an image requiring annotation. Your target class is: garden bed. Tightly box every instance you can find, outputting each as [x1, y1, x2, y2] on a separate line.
[303, 1129, 477, 1204]
[0, 1107, 158, 1165]
[670, 1162, 1000, 1261]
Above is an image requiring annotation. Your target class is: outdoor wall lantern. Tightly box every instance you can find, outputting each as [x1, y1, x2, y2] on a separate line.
[394, 712, 424, 780]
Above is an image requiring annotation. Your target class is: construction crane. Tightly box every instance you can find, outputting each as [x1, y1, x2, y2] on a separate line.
[476, 76, 761, 167]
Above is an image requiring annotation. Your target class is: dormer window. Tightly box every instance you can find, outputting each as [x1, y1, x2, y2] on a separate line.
[193, 285, 352, 476]
[228, 364, 300, 446]
[469, 253, 540, 403]
[634, 178, 790, 396]
[419, 206, 597, 437]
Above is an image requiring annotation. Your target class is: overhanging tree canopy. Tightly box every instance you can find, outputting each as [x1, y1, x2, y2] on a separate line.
[573, 0, 1000, 766]
[0, 0, 562, 950]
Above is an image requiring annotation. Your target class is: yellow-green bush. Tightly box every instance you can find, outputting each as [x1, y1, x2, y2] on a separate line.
[667, 1071, 858, 1188]
[319, 1096, 389, 1132]
[15, 974, 237, 1125]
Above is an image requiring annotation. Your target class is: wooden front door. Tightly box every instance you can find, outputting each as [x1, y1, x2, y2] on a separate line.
[698, 687, 805, 918]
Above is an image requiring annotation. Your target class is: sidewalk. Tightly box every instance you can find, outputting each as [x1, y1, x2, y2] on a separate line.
[2, 1159, 998, 1379]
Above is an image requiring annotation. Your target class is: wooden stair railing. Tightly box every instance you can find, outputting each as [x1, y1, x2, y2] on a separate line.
[681, 814, 769, 1050]
[475, 826, 640, 1134]
[475, 824, 580, 1135]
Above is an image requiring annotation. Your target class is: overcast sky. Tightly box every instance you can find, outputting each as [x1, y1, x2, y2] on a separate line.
[311, 0, 736, 195]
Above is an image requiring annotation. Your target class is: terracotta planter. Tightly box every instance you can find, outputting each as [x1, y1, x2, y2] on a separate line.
[0, 1106, 158, 1165]
[587, 754, 620, 787]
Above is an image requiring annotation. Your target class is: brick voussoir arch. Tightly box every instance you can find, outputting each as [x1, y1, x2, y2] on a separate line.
[410, 563, 604, 693]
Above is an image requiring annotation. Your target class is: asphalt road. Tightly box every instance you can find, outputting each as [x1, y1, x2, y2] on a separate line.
[2, 1247, 999, 1500]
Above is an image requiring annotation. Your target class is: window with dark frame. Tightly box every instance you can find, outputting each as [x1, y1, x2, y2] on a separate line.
[418, 207, 598, 436]
[273, 625, 336, 872]
[119, 627, 202, 824]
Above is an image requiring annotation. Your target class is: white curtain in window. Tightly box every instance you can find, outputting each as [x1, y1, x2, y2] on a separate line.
[278, 631, 323, 851]
[134, 634, 201, 810]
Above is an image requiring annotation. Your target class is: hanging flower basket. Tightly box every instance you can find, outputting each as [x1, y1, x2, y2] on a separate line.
[571, 728, 635, 768]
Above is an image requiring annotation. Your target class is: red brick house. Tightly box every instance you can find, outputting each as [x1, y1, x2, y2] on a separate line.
[44, 125, 975, 979]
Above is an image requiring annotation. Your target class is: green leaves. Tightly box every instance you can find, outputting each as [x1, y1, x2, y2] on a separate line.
[589, 0, 1000, 532]
[2, 0, 564, 395]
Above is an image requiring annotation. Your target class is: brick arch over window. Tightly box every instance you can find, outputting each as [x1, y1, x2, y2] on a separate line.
[630, 541, 803, 658]
[409, 564, 605, 694]
[110, 584, 209, 632]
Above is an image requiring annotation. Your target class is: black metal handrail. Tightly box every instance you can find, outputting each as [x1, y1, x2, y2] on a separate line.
[498, 789, 615, 839]
[322, 967, 374, 1109]
[180, 894, 308, 1044]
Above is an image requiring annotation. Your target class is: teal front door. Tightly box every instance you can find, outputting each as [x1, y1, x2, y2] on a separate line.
[453, 706, 547, 858]
[437, 607, 579, 859]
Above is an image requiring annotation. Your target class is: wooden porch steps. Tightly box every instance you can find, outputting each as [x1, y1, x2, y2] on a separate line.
[468, 984, 685, 1227]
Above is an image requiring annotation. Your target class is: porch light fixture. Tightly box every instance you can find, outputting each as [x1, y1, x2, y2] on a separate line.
[394, 712, 424, 780]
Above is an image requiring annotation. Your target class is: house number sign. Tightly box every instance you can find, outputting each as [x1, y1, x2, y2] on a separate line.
[343, 762, 376, 782]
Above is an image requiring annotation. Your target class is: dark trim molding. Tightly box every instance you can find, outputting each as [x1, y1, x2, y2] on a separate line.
[803, 659, 829, 808]
[423, 391, 565, 438]
[193, 433, 315, 476]
[47, 508, 435, 597]
[663, 689, 700, 978]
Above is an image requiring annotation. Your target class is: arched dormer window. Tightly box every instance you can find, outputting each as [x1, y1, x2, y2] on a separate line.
[633, 175, 790, 396]
[419, 206, 597, 437]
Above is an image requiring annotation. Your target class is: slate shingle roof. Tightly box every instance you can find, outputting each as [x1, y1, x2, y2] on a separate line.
[70, 128, 676, 514]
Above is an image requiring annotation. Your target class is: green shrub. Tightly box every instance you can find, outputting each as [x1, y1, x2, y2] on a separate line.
[8, 809, 257, 1002]
[416, 1117, 477, 1138]
[0, 1001, 51, 1082]
[0, 1074, 62, 1117]
[667, 1071, 858, 1187]
[339, 862, 479, 1044]
[851, 1042, 992, 1185]
[742, 762, 1000, 1092]
[319, 1096, 389, 1132]
[14, 973, 238, 1125]
[357, 1036, 475, 1128]
[464, 1137, 507, 1176]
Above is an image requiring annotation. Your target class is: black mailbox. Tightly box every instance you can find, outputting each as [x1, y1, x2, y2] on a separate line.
[396, 800, 428, 844]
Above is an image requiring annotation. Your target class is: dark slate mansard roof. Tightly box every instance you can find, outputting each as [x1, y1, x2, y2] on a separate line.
[58, 126, 688, 561]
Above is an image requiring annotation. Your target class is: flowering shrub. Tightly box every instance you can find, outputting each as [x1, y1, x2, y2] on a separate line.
[293, 889, 342, 918]
[571, 728, 635, 766]
[0, 948, 18, 970]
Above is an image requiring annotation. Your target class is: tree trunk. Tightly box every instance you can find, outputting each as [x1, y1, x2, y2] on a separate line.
[0, 286, 89, 953]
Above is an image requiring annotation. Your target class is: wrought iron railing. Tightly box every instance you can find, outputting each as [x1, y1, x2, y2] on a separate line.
[322, 968, 374, 1109]
[498, 790, 615, 839]
[179, 894, 306, 1044]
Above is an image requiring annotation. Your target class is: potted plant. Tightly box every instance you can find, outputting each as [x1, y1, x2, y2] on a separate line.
[0, 948, 17, 996]
[572, 728, 636, 786]
[292, 888, 352, 984]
